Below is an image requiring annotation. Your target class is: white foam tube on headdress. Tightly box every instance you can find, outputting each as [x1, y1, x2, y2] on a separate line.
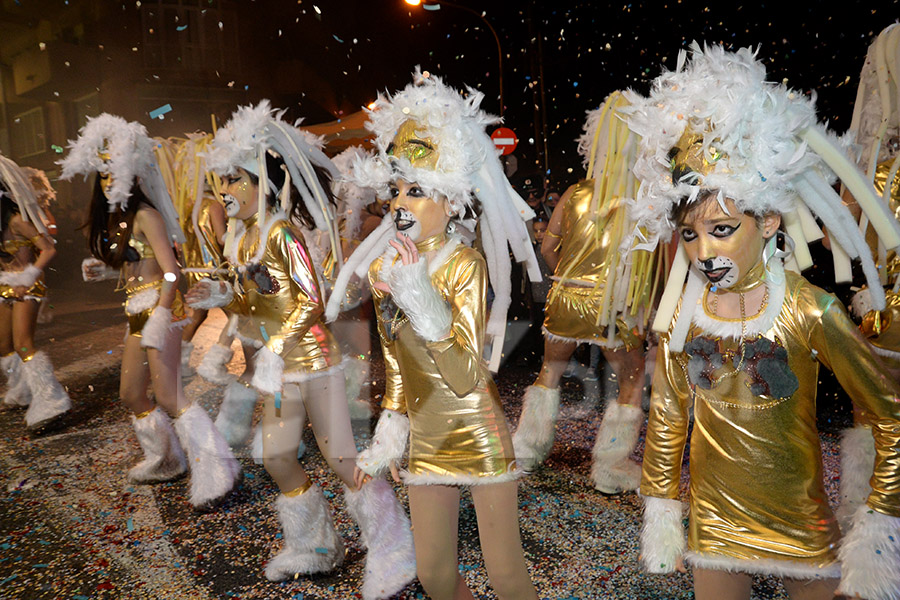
[831, 238, 854, 284]
[324, 214, 394, 322]
[138, 161, 187, 245]
[863, 27, 895, 180]
[796, 202, 824, 242]
[652, 242, 689, 334]
[668, 268, 705, 353]
[781, 209, 813, 271]
[279, 168, 292, 213]
[800, 126, 900, 249]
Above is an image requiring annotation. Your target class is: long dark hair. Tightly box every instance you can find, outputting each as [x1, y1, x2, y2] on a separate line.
[0, 180, 20, 259]
[84, 176, 151, 268]
[246, 153, 336, 231]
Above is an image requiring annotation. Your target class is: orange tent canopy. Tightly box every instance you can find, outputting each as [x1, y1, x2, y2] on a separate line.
[303, 110, 373, 155]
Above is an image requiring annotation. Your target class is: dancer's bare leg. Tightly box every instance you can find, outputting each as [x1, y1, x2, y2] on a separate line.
[300, 370, 357, 487]
[782, 576, 841, 600]
[261, 383, 310, 493]
[601, 345, 645, 408]
[11, 300, 40, 359]
[119, 334, 154, 415]
[693, 568, 752, 600]
[0, 303, 14, 356]
[470, 481, 538, 600]
[534, 336, 577, 389]
[146, 325, 189, 416]
[407, 485, 475, 600]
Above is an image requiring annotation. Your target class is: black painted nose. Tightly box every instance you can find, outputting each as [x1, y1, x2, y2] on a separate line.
[701, 259, 715, 270]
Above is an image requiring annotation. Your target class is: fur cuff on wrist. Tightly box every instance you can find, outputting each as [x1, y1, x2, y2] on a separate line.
[837, 504, 900, 600]
[81, 258, 117, 282]
[357, 409, 409, 477]
[251, 346, 284, 395]
[0, 265, 41, 288]
[640, 496, 686, 574]
[389, 260, 451, 342]
[188, 278, 234, 309]
[141, 306, 173, 350]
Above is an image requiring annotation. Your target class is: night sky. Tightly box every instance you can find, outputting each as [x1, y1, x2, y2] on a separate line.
[251, 0, 898, 193]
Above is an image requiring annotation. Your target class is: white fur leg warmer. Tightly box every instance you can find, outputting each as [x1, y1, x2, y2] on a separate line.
[187, 279, 234, 310]
[197, 342, 236, 385]
[174, 404, 242, 509]
[836, 425, 876, 532]
[388, 260, 451, 342]
[590, 401, 645, 494]
[140, 306, 174, 351]
[265, 485, 344, 581]
[128, 407, 187, 483]
[357, 409, 409, 478]
[22, 351, 71, 431]
[344, 479, 416, 600]
[1, 352, 31, 408]
[0, 265, 41, 288]
[512, 385, 560, 472]
[836, 505, 900, 600]
[215, 381, 258, 447]
[640, 495, 686, 574]
[251, 346, 284, 395]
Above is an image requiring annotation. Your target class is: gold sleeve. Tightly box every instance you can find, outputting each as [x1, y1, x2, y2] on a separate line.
[264, 226, 324, 356]
[640, 333, 693, 499]
[369, 268, 407, 414]
[425, 251, 486, 397]
[807, 294, 900, 517]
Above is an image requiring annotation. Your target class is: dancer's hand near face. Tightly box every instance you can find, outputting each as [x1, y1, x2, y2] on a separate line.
[373, 232, 419, 295]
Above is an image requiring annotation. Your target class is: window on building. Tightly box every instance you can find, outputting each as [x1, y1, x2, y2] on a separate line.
[141, 0, 239, 74]
[11, 107, 46, 159]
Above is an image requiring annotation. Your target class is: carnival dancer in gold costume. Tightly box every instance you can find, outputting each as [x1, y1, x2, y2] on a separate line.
[0, 154, 71, 432]
[622, 43, 900, 600]
[61, 114, 241, 510]
[185, 100, 415, 598]
[327, 70, 541, 600]
[512, 92, 665, 494]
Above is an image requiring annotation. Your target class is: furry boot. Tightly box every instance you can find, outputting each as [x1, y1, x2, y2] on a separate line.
[128, 407, 187, 483]
[22, 351, 71, 432]
[265, 484, 344, 581]
[1, 353, 31, 409]
[836, 425, 876, 532]
[590, 401, 644, 494]
[251, 424, 305, 466]
[215, 381, 258, 447]
[181, 340, 195, 377]
[512, 385, 560, 472]
[197, 342, 235, 385]
[344, 479, 416, 599]
[174, 403, 242, 510]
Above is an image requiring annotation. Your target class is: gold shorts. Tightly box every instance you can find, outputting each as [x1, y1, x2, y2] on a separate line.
[0, 279, 47, 303]
[126, 289, 187, 337]
[543, 283, 643, 350]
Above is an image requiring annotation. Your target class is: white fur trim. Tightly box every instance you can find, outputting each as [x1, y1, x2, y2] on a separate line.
[1, 352, 31, 408]
[265, 486, 344, 581]
[684, 551, 841, 579]
[691, 271, 786, 340]
[401, 468, 522, 487]
[511, 385, 560, 472]
[22, 351, 70, 430]
[640, 496, 686, 573]
[590, 401, 644, 494]
[140, 306, 174, 350]
[233, 329, 264, 349]
[542, 326, 626, 349]
[214, 381, 258, 447]
[197, 343, 236, 385]
[282, 362, 344, 384]
[124, 287, 159, 316]
[836, 426, 876, 532]
[837, 505, 900, 600]
[344, 479, 416, 599]
[81, 257, 118, 282]
[128, 407, 187, 483]
[173, 403, 242, 508]
[850, 288, 875, 320]
[251, 346, 285, 394]
[357, 410, 409, 478]
[0, 265, 41, 288]
[388, 259, 452, 343]
[186, 279, 234, 310]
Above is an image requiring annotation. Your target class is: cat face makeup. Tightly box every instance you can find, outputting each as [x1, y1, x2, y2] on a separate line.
[221, 168, 257, 220]
[388, 178, 451, 243]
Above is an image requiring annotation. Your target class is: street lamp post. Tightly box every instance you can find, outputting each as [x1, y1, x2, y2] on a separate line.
[404, 0, 504, 118]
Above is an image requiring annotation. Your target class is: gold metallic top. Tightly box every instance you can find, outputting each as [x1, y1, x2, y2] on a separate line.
[129, 236, 156, 260]
[553, 180, 620, 286]
[182, 195, 224, 272]
[226, 214, 340, 375]
[642, 271, 900, 568]
[387, 120, 440, 170]
[370, 240, 516, 482]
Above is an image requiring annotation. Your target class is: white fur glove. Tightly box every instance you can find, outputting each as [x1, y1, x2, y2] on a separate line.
[357, 409, 409, 477]
[389, 260, 451, 342]
[81, 257, 118, 282]
[640, 496, 686, 574]
[836, 505, 900, 600]
[140, 306, 173, 350]
[250, 346, 284, 395]
[187, 278, 234, 309]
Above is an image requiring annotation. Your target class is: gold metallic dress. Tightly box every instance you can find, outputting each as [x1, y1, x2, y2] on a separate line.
[0, 235, 46, 302]
[543, 180, 642, 349]
[370, 235, 518, 485]
[225, 213, 340, 378]
[182, 195, 224, 287]
[642, 271, 900, 575]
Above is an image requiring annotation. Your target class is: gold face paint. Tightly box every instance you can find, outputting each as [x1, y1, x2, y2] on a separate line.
[389, 179, 450, 243]
[221, 168, 258, 220]
[97, 149, 114, 199]
[387, 120, 440, 170]
[677, 196, 766, 289]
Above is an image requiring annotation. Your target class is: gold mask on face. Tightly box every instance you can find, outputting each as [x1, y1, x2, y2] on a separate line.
[669, 128, 729, 184]
[387, 120, 440, 170]
[97, 148, 114, 199]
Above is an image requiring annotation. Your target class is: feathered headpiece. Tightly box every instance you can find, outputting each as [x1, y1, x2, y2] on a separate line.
[57, 113, 185, 244]
[0, 154, 52, 236]
[330, 145, 377, 242]
[622, 42, 900, 348]
[326, 69, 541, 370]
[20, 167, 56, 209]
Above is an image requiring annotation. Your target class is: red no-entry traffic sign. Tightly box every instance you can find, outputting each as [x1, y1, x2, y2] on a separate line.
[491, 127, 518, 155]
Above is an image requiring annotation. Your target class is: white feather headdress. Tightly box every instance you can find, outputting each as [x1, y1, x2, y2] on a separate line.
[330, 145, 377, 241]
[57, 113, 185, 244]
[0, 154, 51, 236]
[622, 42, 900, 343]
[326, 69, 541, 370]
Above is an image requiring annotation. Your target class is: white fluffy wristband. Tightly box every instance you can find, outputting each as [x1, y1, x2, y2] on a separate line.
[357, 409, 409, 477]
[81, 257, 117, 282]
[187, 278, 234, 309]
[836, 505, 900, 600]
[250, 346, 284, 395]
[389, 260, 452, 342]
[140, 306, 173, 350]
[640, 496, 686, 574]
